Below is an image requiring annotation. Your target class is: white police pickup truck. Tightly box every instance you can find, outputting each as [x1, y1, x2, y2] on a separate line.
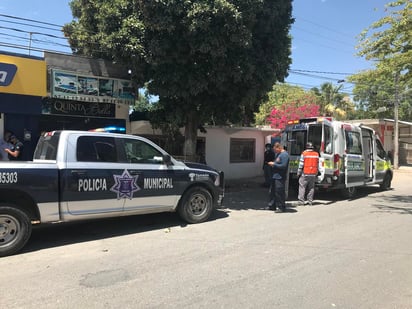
[0, 130, 224, 257]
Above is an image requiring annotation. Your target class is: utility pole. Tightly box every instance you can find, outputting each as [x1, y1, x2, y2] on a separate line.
[28, 32, 32, 56]
[393, 72, 399, 169]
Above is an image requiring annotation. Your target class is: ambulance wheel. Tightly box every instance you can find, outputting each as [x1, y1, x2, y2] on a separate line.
[0, 206, 32, 257]
[178, 187, 213, 224]
[380, 173, 392, 191]
[340, 186, 357, 199]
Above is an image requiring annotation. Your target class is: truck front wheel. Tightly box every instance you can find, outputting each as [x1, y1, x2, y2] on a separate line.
[0, 206, 32, 257]
[379, 173, 392, 191]
[178, 187, 213, 224]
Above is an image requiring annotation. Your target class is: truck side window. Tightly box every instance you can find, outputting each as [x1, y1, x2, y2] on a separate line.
[376, 139, 387, 159]
[77, 136, 117, 162]
[345, 131, 362, 155]
[123, 139, 164, 164]
[95, 142, 117, 162]
[324, 126, 333, 154]
[34, 132, 60, 160]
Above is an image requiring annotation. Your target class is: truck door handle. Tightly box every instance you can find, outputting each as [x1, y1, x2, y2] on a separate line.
[71, 170, 87, 176]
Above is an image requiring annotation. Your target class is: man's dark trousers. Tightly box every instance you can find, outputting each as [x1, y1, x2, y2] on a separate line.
[270, 178, 286, 211]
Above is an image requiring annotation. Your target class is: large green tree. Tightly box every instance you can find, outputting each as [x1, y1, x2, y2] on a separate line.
[349, 0, 412, 120]
[63, 0, 293, 160]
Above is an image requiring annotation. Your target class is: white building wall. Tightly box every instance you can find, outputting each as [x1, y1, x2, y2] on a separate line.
[199, 127, 275, 179]
[130, 121, 279, 180]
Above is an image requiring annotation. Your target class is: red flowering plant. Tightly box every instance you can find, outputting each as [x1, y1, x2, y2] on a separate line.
[267, 99, 320, 130]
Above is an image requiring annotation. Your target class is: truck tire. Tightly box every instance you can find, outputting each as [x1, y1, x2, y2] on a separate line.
[340, 186, 357, 199]
[178, 187, 213, 224]
[0, 206, 32, 257]
[379, 173, 392, 191]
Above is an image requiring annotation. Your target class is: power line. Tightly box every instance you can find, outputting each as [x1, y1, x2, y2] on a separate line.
[294, 15, 354, 39]
[293, 25, 352, 48]
[0, 18, 63, 32]
[290, 69, 354, 75]
[0, 41, 72, 55]
[0, 13, 62, 28]
[0, 25, 67, 40]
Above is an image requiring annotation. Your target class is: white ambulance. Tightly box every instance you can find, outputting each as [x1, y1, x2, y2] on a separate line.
[281, 117, 393, 198]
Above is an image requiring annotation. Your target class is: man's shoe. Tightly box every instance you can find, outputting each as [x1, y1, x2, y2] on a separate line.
[274, 209, 284, 213]
[298, 201, 305, 206]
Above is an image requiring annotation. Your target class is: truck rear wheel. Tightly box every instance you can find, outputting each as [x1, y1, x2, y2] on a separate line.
[340, 186, 357, 199]
[0, 206, 32, 257]
[178, 187, 213, 224]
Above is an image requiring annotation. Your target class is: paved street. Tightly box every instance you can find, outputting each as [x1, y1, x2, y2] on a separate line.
[2, 167, 412, 308]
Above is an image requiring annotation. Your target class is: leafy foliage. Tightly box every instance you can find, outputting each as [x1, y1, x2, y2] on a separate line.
[255, 83, 310, 125]
[64, 0, 294, 159]
[349, 0, 412, 120]
[311, 82, 355, 120]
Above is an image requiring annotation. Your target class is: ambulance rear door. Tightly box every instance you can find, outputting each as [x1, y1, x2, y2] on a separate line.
[319, 122, 334, 183]
[343, 125, 365, 187]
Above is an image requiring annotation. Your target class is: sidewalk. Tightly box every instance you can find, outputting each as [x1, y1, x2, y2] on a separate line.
[394, 165, 412, 173]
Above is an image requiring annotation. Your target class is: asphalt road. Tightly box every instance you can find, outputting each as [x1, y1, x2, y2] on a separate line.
[2, 168, 412, 309]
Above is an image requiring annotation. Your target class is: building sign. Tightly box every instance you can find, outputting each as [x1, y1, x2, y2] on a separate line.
[42, 98, 115, 118]
[0, 53, 47, 96]
[51, 69, 135, 105]
[0, 63, 17, 86]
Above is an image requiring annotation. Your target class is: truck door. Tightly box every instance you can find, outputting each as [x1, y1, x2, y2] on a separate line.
[63, 135, 125, 216]
[343, 126, 365, 187]
[320, 123, 334, 182]
[374, 137, 388, 183]
[361, 127, 374, 182]
[119, 137, 184, 212]
[285, 127, 306, 177]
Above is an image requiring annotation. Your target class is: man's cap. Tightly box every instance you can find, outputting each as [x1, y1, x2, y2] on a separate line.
[305, 142, 314, 149]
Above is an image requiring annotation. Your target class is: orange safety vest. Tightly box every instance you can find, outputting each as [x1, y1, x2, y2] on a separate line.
[302, 150, 319, 175]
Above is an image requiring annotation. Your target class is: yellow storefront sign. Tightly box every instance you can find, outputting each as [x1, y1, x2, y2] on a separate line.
[0, 53, 46, 97]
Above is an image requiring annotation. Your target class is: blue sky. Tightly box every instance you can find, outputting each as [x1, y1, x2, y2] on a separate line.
[0, 0, 391, 95]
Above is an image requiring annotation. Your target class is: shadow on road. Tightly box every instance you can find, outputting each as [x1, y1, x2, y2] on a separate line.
[23, 209, 229, 254]
[369, 193, 412, 215]
[22, 184, 406, 254]
[223, 184, 396, 212]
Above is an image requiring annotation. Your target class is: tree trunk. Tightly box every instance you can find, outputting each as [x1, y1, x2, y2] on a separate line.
[183, 111, 199, 162]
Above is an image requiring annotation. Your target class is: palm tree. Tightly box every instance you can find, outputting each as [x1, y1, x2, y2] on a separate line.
[311, 82, 354, 119]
